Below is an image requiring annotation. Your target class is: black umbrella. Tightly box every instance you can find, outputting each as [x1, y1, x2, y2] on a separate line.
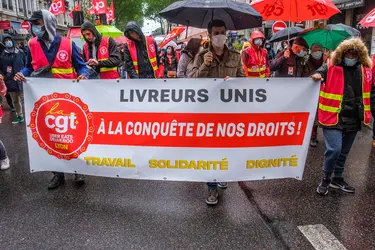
[269, 27, 304, 43]
[159, 0, 262, 30]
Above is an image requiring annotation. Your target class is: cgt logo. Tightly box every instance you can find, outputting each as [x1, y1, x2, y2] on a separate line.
[29, 93, 94, 160]
[45, 103, 77, 133]
[50, 0, 63, 12]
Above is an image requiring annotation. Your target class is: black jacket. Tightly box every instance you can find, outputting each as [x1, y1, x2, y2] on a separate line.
[316, 63, 375, 131]
[81, 21, 121, 73]
[161, 46, 178, 78]
[124, 21, 160, 79]
[0, 35, 25, 92]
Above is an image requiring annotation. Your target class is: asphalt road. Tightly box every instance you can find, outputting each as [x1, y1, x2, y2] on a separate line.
[0, 110, 374, 250]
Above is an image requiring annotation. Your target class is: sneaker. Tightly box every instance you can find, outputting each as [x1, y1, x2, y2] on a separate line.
[12, 116, 24, 124]
[48, 174, 65, 190]
[0, 157, 10, 170]
[317, 178, 331, 195]
[218, 182, 228, 189]
[74, 174, 85, 186]
[310, 138, 318, 147]
[330, 178, 355, 193]
[205, 188, 219, 205]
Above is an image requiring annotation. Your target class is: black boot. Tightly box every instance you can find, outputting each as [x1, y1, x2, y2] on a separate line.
[75, 174, 85, 186]
[48, 173, 65, 190]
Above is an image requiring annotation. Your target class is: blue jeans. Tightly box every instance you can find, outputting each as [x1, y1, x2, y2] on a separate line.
[323, 129, 357, 179]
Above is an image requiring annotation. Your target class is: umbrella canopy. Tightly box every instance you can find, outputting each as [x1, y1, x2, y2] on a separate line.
[96, 25, 123, 38]
[300, 25, 354, 50]
[327, 23, 361, 37]
[114, 36, 128, 44]
[159, 0, 262, 30]
[250, 0, 340, 22]
[359, 8, 375, 28]
[269, 27, 303, 43]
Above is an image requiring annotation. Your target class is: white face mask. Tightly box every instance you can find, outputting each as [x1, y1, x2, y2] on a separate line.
[254, 39, 263, 46]
[211, 34, 227, 48]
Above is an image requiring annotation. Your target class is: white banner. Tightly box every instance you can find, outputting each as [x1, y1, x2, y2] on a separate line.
[24, 78, 320, 182]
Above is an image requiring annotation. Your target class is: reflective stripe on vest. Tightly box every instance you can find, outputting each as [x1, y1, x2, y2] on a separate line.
[29, 37, 74, 79]
[318, 64, 372, 126]
[83, 37, 119, 79]
[127, 36, 159, 78]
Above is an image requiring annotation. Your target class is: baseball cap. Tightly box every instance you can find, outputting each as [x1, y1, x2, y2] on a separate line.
[27, 10, 43, 22]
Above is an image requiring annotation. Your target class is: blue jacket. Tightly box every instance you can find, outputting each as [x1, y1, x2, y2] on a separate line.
[0, 35, 26, 92]
[21, 35, 88, 77]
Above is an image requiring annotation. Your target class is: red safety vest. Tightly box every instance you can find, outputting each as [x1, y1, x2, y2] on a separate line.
[127, 36, 160, 78]
[318, 64, 372, 126]
[28, 37, 75, 79]
[244, 46, 269, 78]
[84, 36, 119, 79]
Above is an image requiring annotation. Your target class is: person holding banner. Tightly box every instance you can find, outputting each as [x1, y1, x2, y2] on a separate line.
[14, 10, 89, 189]
[124, 21, 160, 79]
[312, 38, 375, 196]
[372, 54, 375, 148]
[192, 19, 245, 205]
[81, 21, 121, 79]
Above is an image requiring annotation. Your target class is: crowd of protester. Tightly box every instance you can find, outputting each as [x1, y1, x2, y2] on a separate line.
[1, 9, 375, 206]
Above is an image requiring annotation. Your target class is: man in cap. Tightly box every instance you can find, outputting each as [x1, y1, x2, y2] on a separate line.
[81, 21, 121, 79]
[14, 10, 89, 189]
[271, 37, 309, 77]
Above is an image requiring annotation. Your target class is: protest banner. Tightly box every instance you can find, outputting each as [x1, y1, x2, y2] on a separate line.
[24, 78, 319, 182]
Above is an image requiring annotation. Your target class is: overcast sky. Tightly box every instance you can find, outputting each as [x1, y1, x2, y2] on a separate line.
[142, 18, 160, 36]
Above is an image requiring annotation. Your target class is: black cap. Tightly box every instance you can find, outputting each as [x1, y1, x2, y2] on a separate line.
[27, 10, 43, 22]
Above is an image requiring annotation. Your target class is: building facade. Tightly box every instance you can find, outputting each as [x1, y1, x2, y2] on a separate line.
[0, 0, 74, 40]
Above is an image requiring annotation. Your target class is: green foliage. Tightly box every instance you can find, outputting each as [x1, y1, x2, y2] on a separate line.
[232, 42, 243, 52]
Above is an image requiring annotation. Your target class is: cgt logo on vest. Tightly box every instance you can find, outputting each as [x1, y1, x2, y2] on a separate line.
[29, 93, 95, 160]
[100, 47, 108, 55]
[57, 50, 69, 62]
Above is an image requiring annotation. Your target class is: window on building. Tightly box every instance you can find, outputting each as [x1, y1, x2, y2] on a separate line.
[18, 0, 23, 13]
[2, 0, 7, 9]
[28, 0, 33, 14]
[8, 0, 14, 10]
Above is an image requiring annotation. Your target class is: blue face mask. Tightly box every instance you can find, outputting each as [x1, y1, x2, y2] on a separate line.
[296, 50, 307, 57]
[32, 25, 45, 38]
[4, 40, 13, 48]
[311, 51, 323, 60]
[344, 57, 358, 67]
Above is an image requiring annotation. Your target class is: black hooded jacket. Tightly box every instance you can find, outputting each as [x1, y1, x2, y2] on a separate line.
[124, 21, 159, 79]
[81, 21, 121, 73]
[0, 35, 25, 92]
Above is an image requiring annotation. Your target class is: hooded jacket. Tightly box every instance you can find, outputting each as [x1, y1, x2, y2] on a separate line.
[81, 21, 121, 73]
[124, 21, 160, 79]
[241, 31, 270, 77]
[0, 35, 25, 92]
[162, 46, 178, 78]
[315, 38, 375, 131]
[21, 10, 88, 78]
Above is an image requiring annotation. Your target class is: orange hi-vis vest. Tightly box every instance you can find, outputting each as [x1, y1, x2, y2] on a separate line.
[318, 64, 372, 126]
[127, 36, 159, 78]
[244, 46, 269, 78]
[84, 36, 119, 79]
[28, 37, 75, 79]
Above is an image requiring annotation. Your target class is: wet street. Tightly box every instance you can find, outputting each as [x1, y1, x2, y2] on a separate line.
[0, 110, 374, 250]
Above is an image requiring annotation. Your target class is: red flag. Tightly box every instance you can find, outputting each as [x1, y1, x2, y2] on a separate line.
[94, 0, 107, 15]
[106, 3, 115, 22]
[68, 3, 81, 19]
[159, 27, 186, 48]
[49, 0, 66, 16]
[88, 0, 97, 15]
[359, 8, 375, 28]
